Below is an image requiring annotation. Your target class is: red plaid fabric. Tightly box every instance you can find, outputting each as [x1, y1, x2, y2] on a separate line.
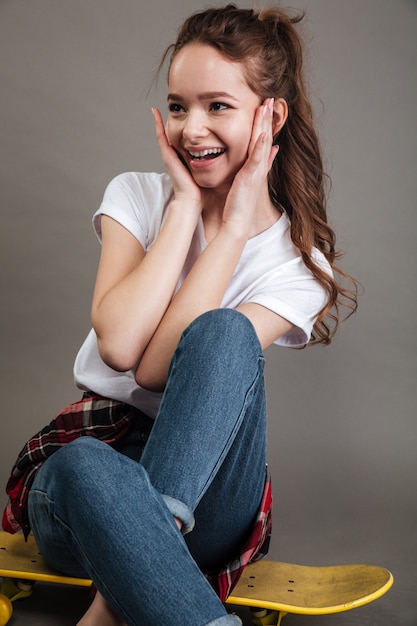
[2, 394, 140, 538]
[2, 394, 272, 600]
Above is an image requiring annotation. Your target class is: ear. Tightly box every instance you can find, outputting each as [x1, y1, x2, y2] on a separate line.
[272, 98, 288, 135]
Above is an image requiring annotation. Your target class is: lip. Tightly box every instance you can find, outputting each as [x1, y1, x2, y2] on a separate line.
[184, 147, 226, 170]
[188, 153, 224, 170]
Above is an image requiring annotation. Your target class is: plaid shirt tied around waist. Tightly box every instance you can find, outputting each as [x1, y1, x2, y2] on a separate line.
[2, 394, 272, 601]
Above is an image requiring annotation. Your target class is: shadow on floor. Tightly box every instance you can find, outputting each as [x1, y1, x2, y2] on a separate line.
[3, 581, 397, 625]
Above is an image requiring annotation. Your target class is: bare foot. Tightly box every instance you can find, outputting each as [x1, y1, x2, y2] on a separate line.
[77, 590, 127, 626]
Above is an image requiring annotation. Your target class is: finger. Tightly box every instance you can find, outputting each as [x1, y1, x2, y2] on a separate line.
[262, 98, 275, 144]
[248, 103, 266, 154]
[241, 132, 269, 177]
[152, 108, 171, 151]
[152, 108, 185, 174]
[267, 144, 279, 171]
[249, 98, 274, 157]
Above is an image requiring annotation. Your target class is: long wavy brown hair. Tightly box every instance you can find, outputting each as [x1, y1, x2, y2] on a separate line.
[160, 4, 358, 345]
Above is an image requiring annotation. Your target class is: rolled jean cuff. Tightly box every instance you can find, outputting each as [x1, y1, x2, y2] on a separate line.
[161, 494, 195, 535]
[205, 616, 242, 625]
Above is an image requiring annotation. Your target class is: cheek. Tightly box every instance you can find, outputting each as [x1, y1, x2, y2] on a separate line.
[235, 112, 256, 151]
[237, 126, 253, 157]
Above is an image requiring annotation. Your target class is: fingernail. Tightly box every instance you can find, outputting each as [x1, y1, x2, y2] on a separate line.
[268, 98, 274, 116]
[262, 104, 268, 118]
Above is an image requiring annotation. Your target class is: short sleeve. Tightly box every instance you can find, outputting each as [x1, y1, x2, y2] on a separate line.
[221, 215, 332, 348]
[250, 265, 329, 347]
[92, 172, 173, 250]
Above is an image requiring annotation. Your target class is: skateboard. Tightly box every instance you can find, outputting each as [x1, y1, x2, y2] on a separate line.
[0, 531, 393, 626]
[226, 559, 393, 625]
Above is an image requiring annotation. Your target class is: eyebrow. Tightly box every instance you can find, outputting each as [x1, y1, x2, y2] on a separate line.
[167, 91, 239, 102]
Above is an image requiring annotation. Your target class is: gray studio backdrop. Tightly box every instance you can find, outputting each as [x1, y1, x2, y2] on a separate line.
[1, 1, 416, 624]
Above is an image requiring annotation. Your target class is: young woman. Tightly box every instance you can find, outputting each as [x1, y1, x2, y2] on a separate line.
[3, 5, 357, 625]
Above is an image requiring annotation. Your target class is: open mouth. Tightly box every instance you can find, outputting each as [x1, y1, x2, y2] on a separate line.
[188, 148, 226, 161]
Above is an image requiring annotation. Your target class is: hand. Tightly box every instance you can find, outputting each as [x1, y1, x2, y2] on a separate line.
[222, 98, 279, 235]
[248, 98, 280, 173]
[152, 108, 204, 210]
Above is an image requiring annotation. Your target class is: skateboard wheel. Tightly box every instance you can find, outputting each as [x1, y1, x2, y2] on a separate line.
[0, 593, 13, 626]
[0, 577, 33, 602]
[250, 608, 280, 626]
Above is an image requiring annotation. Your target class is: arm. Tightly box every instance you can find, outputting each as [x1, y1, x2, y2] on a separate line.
[135, 101, 287, 390]
[91, 111, 208, 371]
[91, 203, 200, 372]
[134, 222, 247, 390]
[135, 225, 294, 391]
[236, 302, 294, 348]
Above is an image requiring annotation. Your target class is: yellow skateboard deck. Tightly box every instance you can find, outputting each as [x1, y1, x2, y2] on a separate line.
[0, 532, 91, 626]
[0, 531, 393, 626]
[226, 559, 393, 625]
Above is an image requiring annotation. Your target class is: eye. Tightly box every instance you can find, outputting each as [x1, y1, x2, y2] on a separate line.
[210, 102, 230, 111]
[168, 103, 185, 114]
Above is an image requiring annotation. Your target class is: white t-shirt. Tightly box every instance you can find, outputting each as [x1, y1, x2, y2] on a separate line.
[74, 172, 331, 417]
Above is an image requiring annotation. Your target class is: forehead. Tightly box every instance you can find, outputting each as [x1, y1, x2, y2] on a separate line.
[168, 43, 248, 90]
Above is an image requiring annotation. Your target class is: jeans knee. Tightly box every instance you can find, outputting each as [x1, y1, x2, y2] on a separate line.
[58, 436, 106, 472]
[184, 309, 261, 354]
[33, 437, 112, 497]
[167, 309, 264, 399]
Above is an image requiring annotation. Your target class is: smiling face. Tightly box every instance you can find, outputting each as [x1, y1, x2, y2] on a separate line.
[166, 43, 261, 195]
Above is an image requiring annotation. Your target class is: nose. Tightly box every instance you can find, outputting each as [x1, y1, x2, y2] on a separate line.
[182, 109, 209, 143]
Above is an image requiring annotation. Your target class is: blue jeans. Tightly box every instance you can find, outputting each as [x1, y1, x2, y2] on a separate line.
[28, 309, 267, 626]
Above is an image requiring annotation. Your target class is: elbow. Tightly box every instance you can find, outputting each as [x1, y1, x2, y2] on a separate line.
[97, 337, 139, 373]
[135, 360, 166, 393]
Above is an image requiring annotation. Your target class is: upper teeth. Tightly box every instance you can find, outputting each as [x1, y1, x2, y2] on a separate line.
[189, 148, 225, 158]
